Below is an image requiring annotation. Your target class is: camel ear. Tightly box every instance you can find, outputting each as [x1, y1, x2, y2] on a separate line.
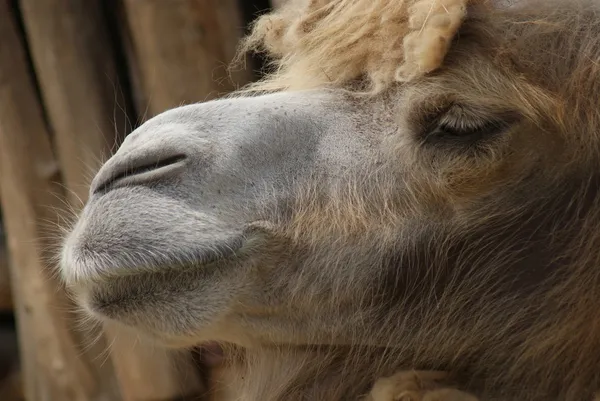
[395, 0, 470, 82]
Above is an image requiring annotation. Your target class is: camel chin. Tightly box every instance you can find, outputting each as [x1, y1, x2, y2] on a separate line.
[61, 0, 600, 400]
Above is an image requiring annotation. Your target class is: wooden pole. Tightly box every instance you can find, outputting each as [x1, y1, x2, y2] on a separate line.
[0, 3, 118, 400]
[17, 1, 205, 400]
[17, 0, 129, 204]
[121, 0, 254, 117]
[104, 329, 206, 401]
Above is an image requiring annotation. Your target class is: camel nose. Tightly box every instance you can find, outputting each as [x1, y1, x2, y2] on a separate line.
[90, 149, 188, 195]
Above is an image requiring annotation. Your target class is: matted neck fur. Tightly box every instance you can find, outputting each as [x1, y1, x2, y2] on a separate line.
[61, 0, 600, 400]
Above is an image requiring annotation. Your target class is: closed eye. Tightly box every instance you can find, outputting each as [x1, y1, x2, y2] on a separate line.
[421, 107, 521, 148]
[426, 118, 513, 143]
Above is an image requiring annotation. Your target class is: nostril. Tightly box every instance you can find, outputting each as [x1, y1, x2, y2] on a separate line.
[93, 154, 187, 195]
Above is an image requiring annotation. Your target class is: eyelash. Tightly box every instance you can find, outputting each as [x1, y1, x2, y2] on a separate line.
[427, 118, 512, 142]
[420, 107, 519, 148]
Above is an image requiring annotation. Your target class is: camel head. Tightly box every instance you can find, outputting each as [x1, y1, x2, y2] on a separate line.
[61, 0, 600, 399]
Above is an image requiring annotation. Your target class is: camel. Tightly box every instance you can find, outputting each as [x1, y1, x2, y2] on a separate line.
[60, 0, 600, 400]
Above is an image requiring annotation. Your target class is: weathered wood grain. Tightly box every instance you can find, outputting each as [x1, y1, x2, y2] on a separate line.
[0, 4, 117, 400]
[121, 0, 254, 117]
[18, 0, 128, 205]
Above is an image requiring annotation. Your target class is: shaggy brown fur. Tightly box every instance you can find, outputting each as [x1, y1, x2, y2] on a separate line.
[217, 0, 600, 400]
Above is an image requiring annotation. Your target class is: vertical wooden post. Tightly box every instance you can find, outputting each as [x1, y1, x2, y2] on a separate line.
[17, 0, 128, 204]
[17, 1, 205, 400]
[121, 0, 254, 117]
[0, 3, 119, 400]
[105, 332, 205, 401]
[16, 3, 124, 397]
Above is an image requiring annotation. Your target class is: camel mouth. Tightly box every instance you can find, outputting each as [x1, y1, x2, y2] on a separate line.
[62, 231, 251, 339]
[62, 232, 247, 287]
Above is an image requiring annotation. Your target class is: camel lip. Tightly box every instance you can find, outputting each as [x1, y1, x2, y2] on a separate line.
[61, 232, 248, 287]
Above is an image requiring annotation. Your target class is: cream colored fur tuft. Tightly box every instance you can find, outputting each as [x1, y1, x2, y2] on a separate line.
[241, 0, 476, 93]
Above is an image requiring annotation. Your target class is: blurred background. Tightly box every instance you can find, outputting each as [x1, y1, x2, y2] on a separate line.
[0, 0, 284, 400]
